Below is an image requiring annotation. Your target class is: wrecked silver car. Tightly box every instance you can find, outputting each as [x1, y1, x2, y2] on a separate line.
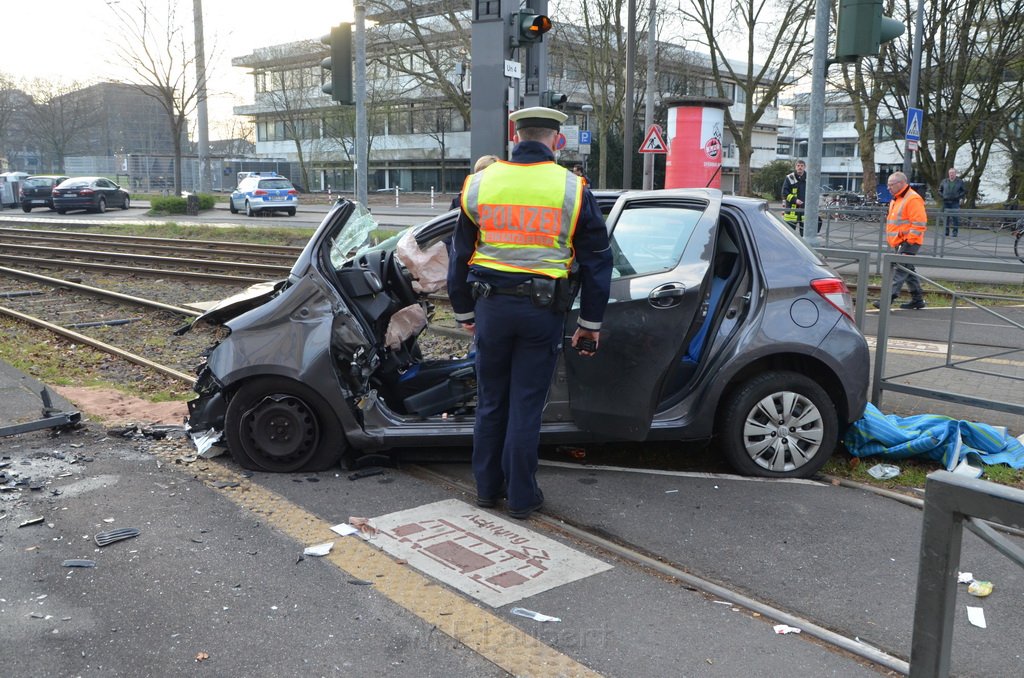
[185, 190, 869, 478]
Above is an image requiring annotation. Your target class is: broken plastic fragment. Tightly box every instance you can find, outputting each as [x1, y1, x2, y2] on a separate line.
[190, 429, 226, 459]
[303, 542, 334, 557]
[967, 580, 993, 597]
[94, 527, 140, 547]
[62, 559, 96, 568]
[867, 464, 900, 480]
[958, 572, 974, 584]
[19, 516, 45, 528]
[511, 607, 560, 622]
[773, 624, 802, 635]
[330, 523, 360, 536]
[966, 606, 987, 628]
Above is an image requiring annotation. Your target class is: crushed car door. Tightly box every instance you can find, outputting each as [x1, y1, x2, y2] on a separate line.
[565, 190, 721, 440]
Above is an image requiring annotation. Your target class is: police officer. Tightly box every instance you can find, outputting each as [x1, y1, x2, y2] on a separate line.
[447, 107, 612, 520]
[782, 159, 807, 234]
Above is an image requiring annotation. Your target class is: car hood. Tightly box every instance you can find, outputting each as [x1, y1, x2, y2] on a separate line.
[189, 279, 289, 328]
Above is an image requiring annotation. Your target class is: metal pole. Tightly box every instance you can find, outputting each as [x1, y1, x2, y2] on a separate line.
[192, 0, 210, 193]
[623, 0, 636, 189]
[354, 2, 368, 207]
[902, 0, 925, 176]
[804, 0, 830, 245]
[642, 0, 656, 190]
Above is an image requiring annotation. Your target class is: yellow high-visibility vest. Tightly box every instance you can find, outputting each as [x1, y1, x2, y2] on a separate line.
[462, 161, 583, 278]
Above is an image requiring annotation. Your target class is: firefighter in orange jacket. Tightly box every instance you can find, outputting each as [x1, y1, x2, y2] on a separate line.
[877, 172, 928, 310]
[447, 107, 612, 519]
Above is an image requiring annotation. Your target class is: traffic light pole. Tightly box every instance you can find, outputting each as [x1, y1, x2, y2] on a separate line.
[804, 0, 830, 245]
[470, 2, 511, 162]
[354, 2, 368, 207]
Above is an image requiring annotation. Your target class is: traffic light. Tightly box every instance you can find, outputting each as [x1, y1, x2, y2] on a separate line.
[321, 23, 353, 104]
[835, 0, 905, 62]
[540, 91, 567, 109]
[510, 10, 551, 48]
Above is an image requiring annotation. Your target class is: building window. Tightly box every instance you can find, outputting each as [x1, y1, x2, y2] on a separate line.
[823, 142, 857, 157]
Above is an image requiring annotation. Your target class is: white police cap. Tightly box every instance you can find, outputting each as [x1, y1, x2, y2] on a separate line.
[510, 106, 568, 131]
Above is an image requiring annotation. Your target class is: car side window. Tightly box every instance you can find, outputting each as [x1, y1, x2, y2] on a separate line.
[608, 205, 703, 278]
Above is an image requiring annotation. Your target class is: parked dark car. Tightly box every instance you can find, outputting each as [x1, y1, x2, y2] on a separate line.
[185, 189, 870, 478]
[20, 175, 68, 212]
[52, 177, 131, 214]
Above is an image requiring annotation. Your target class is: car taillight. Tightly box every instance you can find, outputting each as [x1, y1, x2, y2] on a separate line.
[810, 277, 854, 320]
[287, 189, 297, 195]
[79, 188, 94, 195]
[253, 189, 268, 196]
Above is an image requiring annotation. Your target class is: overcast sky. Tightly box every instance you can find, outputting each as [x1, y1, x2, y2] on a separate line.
[5, 0, 353, 136]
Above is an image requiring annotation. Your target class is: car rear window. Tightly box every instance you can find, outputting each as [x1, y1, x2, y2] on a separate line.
[259, 179, 293, 190]
[61, 180, 91, 188]
[25, 178, 56, 188]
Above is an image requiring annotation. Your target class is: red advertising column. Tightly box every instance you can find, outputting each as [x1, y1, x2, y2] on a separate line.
[664, 97, 732, 189]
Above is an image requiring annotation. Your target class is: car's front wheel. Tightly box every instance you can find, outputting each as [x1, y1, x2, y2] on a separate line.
[224, 377, 344, 472]
[245, 201, 255, 217]
[122, 195, 130, 210]
[718, 371, 838, 479]
[96, 197, 106, 213]
[22, 205, 31, 213]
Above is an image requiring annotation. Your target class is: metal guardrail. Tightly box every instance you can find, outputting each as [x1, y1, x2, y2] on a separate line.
[910, 471, 1024, 677]
[871, 254, 1024, 416]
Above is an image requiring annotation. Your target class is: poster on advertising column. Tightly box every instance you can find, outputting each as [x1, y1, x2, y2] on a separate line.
[664, 97, 731, 189]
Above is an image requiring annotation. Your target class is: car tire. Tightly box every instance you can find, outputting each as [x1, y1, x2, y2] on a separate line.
[245, 201, 255, 217]
[718, 371, 838, 479]
[56, 209, 66, 215]
[229, 199, 238, 214]
[22, 205, 31, 213]
[96, 197, 106, 214]
[287, 207, 296, 216]
[224, 377, 345, 473]
[122, 195, 130, 210]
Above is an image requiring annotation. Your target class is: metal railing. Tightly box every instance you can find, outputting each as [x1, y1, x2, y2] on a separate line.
[910, 471, 1024, 677]
[871, 254, 1024, 417]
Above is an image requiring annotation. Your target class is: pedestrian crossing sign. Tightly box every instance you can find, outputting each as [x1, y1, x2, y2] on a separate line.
[905, 108, 923, 141]
[639, 125, 668, 154]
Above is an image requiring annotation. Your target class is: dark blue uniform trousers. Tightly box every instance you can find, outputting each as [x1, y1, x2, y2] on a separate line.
[472, 293, 563, 512]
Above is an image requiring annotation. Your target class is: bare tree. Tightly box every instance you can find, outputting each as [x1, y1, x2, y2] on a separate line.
[877, 0, 1024, 203]
[365, 0, 472, 124]
[0, 72, 20, 169]
[677, 0, 814, 195]
[106, 0, 206, 195]
[22, 78, 101, 173]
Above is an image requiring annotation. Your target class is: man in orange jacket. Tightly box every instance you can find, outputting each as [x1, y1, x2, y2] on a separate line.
[875, 172, 928, 310]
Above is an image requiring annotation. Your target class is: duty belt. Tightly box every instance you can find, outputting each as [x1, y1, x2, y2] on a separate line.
[470, 281, 534, 298]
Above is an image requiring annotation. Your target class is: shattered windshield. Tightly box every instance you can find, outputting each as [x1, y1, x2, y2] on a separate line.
[328, 203, 380, 267]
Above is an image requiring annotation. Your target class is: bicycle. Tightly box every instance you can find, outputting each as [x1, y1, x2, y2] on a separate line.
[1010, 217, 1024, 263]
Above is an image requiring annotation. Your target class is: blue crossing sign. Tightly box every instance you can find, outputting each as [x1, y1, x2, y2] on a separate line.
[906, 108, 923, 142]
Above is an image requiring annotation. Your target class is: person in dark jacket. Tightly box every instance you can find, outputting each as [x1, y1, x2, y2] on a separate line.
[782, 159, 809, 235]
[939, 167, 966, 237]
[447, 107, 612, 519]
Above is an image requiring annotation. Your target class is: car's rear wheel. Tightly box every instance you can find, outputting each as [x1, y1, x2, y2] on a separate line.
[22, 205, 31, 213]
[224, 377, 344, 472]
[56, 209, 66, 215]
[287, 207, 296, 216]
[718, 371, 838, 479]
[122, 195, 130, 210]
[245, 201, 255, 217]
[96, 197, 106, 214]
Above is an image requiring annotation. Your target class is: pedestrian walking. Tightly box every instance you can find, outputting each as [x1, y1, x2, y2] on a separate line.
[782, 159, 807, 234]
[939, 167, 966, 237]
[447, 106, 612, 520]
[875, 171, 928, 310]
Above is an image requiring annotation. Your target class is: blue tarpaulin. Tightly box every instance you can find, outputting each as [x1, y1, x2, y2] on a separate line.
[844, 403, 1024, 470]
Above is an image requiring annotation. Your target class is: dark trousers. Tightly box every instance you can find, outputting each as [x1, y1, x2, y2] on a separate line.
[943, 201, 960, 235]
[472, 294, 563, 512]
[892, 242, 924, 301]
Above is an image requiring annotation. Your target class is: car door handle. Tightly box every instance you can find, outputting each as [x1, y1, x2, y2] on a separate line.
[649, 283, 686, 308]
